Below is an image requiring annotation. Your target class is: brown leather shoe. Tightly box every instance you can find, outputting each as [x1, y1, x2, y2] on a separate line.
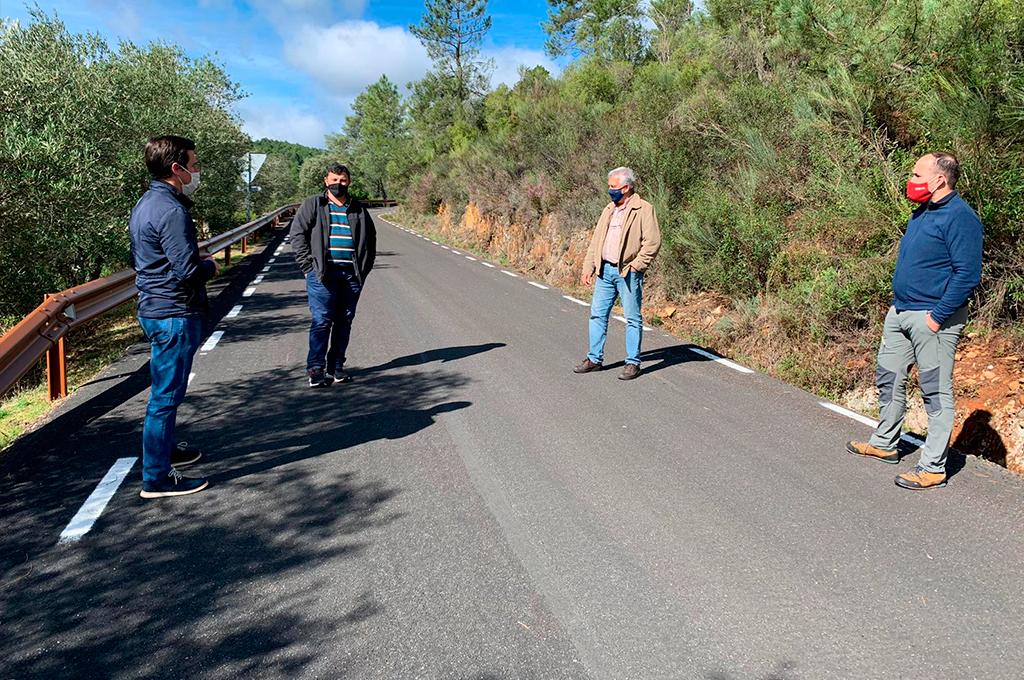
[895, 466, 947, 490]
[619, 364, 641, 380]
[574, 358, 602, 373]
[845, 440, 899, 464]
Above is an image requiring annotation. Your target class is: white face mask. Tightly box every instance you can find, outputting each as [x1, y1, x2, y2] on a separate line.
[180, 168, 201, 196]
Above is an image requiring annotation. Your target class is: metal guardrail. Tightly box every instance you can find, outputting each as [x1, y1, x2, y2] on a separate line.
[0, 204, 298, 402]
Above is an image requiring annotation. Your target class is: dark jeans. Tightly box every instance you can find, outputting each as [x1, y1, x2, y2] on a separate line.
[306, 266, 362, 371]
[138, 315, 202, 483]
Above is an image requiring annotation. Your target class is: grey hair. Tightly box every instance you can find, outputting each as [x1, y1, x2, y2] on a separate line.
[608, 166, 636, 189]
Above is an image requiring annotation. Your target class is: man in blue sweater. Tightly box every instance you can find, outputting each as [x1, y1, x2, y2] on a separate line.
[129, 135, 217, 498]
[846, 152, 983, 490]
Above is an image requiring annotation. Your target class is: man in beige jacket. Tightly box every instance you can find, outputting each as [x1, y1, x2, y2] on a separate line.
[574, 167, 661, 380]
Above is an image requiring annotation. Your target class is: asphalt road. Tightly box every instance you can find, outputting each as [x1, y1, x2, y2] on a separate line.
[3, 211, 1023, 680]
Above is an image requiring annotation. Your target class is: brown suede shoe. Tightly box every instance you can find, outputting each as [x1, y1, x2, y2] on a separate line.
[619, 364, 641, 380]
[845, 440, 899, 464]
[895, 466, 947, 490]
[573, 358, 602, 373]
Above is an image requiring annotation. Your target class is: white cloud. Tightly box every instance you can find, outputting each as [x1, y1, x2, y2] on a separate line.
[282, 20, 431, 96]
[485, 46, 561, 88]
[237, 98, 330, 148]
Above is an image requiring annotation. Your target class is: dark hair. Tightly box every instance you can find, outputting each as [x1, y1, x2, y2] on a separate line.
[932, 152, 961, 189]
[145, 135, 195, 179]
[324, 163, 350, 178]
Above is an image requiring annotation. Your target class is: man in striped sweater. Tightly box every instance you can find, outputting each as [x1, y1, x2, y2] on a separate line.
[291, 163, 377, 387]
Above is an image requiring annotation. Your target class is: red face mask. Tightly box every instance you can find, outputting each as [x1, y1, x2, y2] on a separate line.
[906, 179, 933, 204]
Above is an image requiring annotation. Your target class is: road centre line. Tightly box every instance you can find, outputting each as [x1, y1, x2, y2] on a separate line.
[685, 347, 755, 374]
[528, 281, 549, 290]
[200, 330, 225, 352]
[58, 457, 137, 543]
[502, 271, 518, 277]
[481, 262, 496, 268]
[242, 287, 256, 297]
[226, 305, 242, 318]
[563, 295, 589, 307]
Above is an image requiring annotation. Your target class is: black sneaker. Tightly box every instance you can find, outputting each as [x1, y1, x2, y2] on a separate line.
[326, 368, 352, 384]
[171, 441, 202, 467]
[140, 469, 209, 499]
[309, 367, 328, 387]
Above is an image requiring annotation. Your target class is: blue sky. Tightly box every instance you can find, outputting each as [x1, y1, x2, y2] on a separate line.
[2, 0, 560, 147]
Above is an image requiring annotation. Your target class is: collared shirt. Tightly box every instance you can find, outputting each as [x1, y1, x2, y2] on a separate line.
[601, 198, 631, 264]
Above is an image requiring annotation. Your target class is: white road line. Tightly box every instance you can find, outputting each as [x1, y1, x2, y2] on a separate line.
[819, 402, 878, 428]
[685, 347, 755, 374]
[200, 330, 225, 352]
[188, 372, 196, 385]
[242, 286, 256, 297]
[268, 258, 277, 263]
[441, 245, 450, 250]
[254, 275, 264, 284]
[613, 314, 628, 323]
[502, 270, 518, 277]
[643, 325, 653, 331]
[466, 256, 477, 261]
[226, 305, 243, 318]
[528, 281, 549, 290]
[431, 240, 440, 245]
[563, 295, 589, 307]
[819, 402, 926, 447]
[450, 250, 462, 255]
[58, 457, 137, 543]
[261, 266, 270, 272]
[481, 262, 496, 268]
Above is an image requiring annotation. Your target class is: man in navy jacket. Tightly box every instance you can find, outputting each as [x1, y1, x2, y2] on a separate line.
[129, 135, 217, 498]
[846, 152, 983, 490]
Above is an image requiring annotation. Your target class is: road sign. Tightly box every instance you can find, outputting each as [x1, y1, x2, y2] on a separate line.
[239, 153, 267, 184]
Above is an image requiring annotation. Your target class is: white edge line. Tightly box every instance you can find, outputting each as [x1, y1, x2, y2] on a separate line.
[58, 457, 138, 543]
[441, 245, 450, 250]
[481, 262, 496, 268]
[528, 281, 549, 290]
[253, 275, 264, 284]
[819, 402, 879, 428]
[818, 402, 926, 446]
[261, 266, 270, 272]
[501, 270, 518, 277]
[268, 258, 277, 263]
[466, 256, 477, 261]
[188, 372, 195, 385]
[563, 295, 589, 307]
[200, 330, 225, 352]
[242, 287, 256, 297]
[226, 304, 243, 318]
[613, 314, 628, 323]
[642, 325, 653, 331]
[686, 346, 755, 374]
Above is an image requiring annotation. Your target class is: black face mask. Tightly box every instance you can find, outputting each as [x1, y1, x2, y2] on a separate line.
[327, 183, 349, 198]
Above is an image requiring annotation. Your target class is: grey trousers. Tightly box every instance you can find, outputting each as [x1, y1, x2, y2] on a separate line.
[868, 306, 967, 473]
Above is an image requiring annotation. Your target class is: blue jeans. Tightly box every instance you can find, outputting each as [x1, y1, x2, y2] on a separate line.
[588, 262, 644, 366]
[306, 266, 362, 371]
[139, 316, 202, 483]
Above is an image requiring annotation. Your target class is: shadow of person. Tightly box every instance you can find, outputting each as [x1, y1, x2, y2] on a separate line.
[602, 344, 712, 373]
[357, 343, 506, 375]
[952, 409, 1008, 469]
[208, 400, 472, 484]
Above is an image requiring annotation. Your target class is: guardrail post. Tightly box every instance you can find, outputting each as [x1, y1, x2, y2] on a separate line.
[46, 336, 67, 400]
[224, 243, 231, 267]
[241, 235, 248, 254]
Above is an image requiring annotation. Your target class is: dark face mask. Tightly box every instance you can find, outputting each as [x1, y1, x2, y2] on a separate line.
[608, 187, 625, 204]
[327, 183, 349, 198]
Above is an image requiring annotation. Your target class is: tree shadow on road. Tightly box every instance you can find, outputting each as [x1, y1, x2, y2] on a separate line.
[3, 361, 475, 679]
